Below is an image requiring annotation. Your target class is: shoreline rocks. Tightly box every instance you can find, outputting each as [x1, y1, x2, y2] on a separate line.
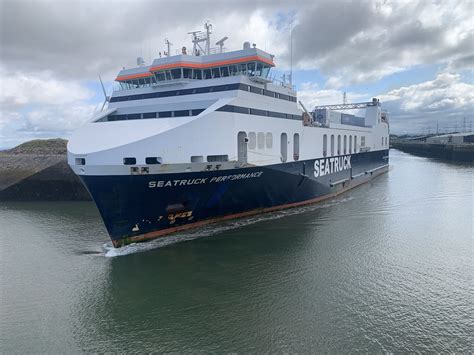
[0, 139, 91, 201]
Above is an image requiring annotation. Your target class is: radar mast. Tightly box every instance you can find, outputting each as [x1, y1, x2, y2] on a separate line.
[188, 21, 213, 56]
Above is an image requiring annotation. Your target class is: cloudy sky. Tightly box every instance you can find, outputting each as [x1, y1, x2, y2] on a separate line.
[0, 0, 473, 148]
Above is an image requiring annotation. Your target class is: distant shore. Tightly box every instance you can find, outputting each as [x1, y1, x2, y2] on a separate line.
[391, 135, 473, 163]
[0, 139, 91, 201]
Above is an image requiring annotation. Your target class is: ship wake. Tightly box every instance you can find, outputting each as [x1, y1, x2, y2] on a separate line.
[103, 196, 353, 257]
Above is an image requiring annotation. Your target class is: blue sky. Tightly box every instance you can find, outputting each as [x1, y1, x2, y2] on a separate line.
[0, 0, 473, 148]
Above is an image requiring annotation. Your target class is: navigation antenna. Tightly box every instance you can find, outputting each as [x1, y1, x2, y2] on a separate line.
[165, 38, 172, 57]
[289, 26, 293, 86]
[188, 22, 213, 56]
[216, 36, 228, 53]
[343, 91, 347, 104]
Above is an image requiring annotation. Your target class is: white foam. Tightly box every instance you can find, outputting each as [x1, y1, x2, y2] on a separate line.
[102, 195, 353, 257]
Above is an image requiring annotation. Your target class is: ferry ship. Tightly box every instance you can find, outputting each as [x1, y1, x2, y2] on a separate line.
[68, 23, 390, 247]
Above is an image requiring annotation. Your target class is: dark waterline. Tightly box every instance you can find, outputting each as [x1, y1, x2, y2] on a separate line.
[1, 150, 472, 352]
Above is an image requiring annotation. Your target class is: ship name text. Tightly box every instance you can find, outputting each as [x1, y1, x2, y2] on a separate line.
[149, 171, 264, 188]
[314, 155, 352, 177]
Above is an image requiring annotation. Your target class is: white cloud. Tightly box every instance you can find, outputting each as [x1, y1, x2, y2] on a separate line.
[290, 0, 474, 84]
[0, 68, 94, 109]
[380, 73, 474, 112]
[0, 67, 97, 147]
[379, 72, 474, 133]
[22, 103, 97, 132]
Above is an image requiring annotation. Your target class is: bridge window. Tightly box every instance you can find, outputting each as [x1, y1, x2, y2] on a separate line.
[183, 68, 192, 79]
[203, 69, 212, 79]
[354, 136, 358, 153]
[230, 65, 239, 75]
[361, 136, 366, 147]
[221, 66, 230, 77]
[193, 69, 202, 80]
[331, 135, 335, 156]
[262, 65, 270, 78]
[212, 68, 220, 78]
[337, 135, 341, 155]
[344, 135, 347, 154]
[247, 62, 256, 76]
[323, 134, 327, 157]
[155, 71, 166, 82]
[349, 136, 352, 154]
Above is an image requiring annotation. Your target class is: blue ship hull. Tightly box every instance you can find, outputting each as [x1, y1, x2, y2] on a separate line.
[80, 150, 389, 247]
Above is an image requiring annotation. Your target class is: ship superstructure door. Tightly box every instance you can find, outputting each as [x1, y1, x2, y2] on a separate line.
[237, 131, 248, 165]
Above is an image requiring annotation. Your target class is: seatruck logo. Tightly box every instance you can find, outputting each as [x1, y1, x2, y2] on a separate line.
[314, 155, 351, 177]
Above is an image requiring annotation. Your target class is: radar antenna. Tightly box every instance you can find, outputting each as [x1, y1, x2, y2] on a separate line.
[215, 36, 228, 53]
[188, 21, 213, 56]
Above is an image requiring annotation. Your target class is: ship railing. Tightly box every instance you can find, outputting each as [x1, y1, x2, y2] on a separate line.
[173, 47, 227, 56]
[270, 77, 295, 91]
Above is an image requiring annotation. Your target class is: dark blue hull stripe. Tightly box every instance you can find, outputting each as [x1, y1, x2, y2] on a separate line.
[80, 150, 389, 247]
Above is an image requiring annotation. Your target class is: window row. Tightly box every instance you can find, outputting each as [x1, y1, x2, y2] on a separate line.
[110, 83, 297, 103]
[97, 109, 205, 122]
[122, 155, 229, 166]
[123, 157, 163, 165]
[382, 136, 388, 146]
[119, 62, 273, 90]
[322, 134, 366, 157]
[153, 62, 272, 82]
[217, 105, 301, 120]
[76, 155, 229, 166]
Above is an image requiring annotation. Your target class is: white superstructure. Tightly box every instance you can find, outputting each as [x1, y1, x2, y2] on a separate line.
[68, 24, 389, 176]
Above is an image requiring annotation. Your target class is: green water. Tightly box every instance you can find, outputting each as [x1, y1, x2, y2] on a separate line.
[1, 150, 472, 352]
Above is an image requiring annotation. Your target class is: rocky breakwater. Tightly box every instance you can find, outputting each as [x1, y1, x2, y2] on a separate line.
[0, 139, 91, 201]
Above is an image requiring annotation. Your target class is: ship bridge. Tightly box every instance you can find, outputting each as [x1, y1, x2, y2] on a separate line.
[115, 47, 275, 90]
